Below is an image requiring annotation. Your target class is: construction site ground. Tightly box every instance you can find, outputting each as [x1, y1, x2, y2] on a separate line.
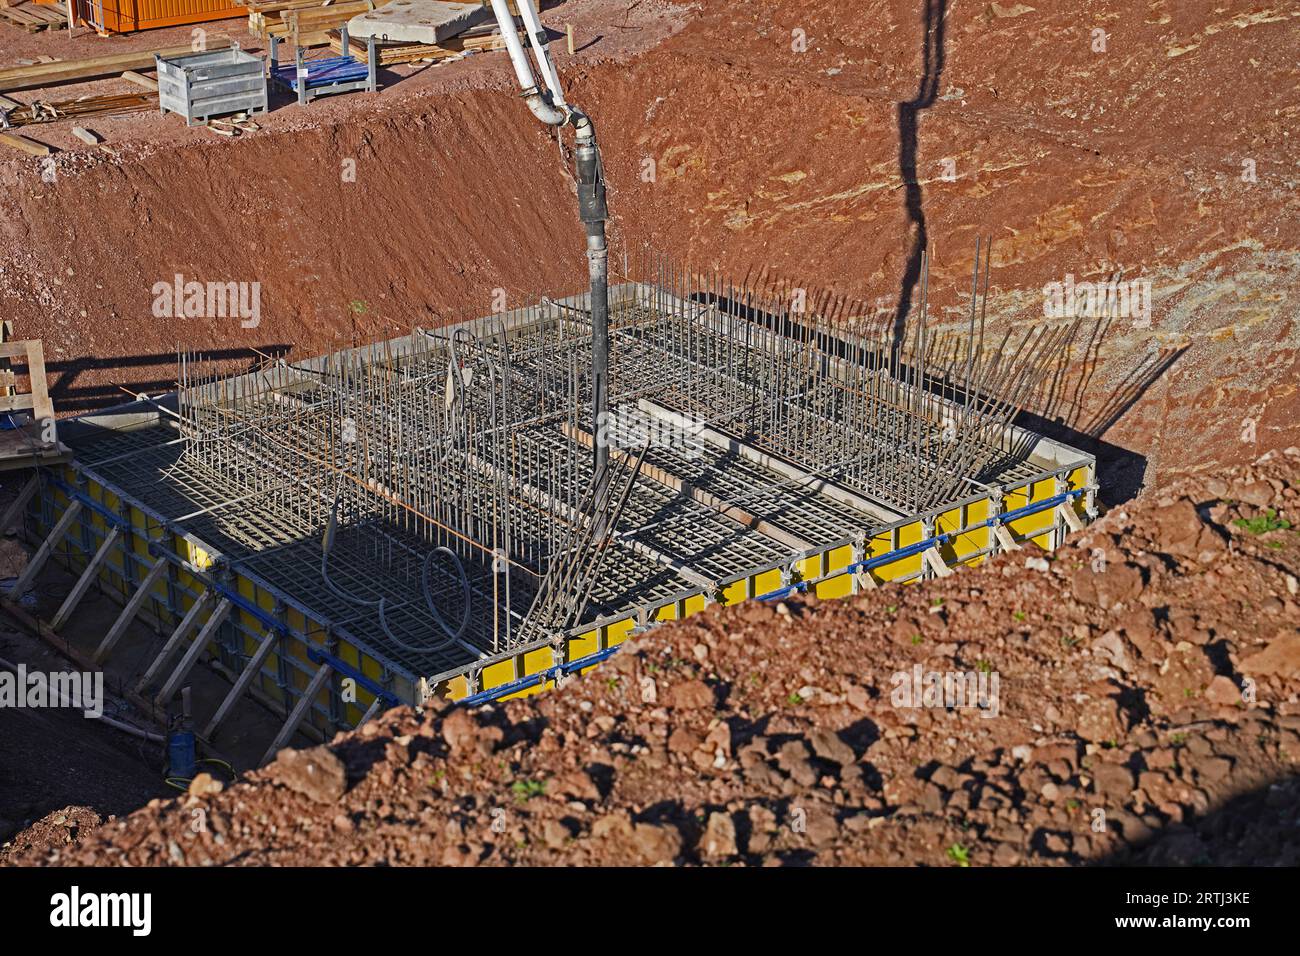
[5, 449, 1299, 866]
[0, 1, 1297, 866]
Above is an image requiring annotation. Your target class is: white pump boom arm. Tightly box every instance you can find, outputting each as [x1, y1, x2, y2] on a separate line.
[486, 0, 612, 484]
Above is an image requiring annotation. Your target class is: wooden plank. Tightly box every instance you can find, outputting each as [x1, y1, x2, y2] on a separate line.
[994, 524, 1021, 552]
[0, 475, 38, 535]
[284, 1, 369, 24]
[0, 394, 35, 412]
[1058, 502, 1085, 533]
[0, 38, 234, 92]
[24, 340, 52, 423]
[356, 693, 385, 728]
[921, 546, 954, 579]
[260, 661, 333, 765]
[201, 626, 276, 739]
[6, 92, 156, 127]
[93, 558, 167, 664]
[0, 132, 46, 156]
[121, 70, 158, 91]
[134, 590, 211, 694]
[10, 499, 81, 598]
[50, 528, 120, 631]
[71, 126, 99, 145]
[329, 26, 520, 66]
[155, 597, 231, 706]
[1, 7, 43, 26]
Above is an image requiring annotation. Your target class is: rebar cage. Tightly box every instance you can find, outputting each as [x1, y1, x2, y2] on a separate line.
[28, 257, 1096, 742]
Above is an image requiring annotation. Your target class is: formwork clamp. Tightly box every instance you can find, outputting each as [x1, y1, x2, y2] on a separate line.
[549, 639, 570, 688]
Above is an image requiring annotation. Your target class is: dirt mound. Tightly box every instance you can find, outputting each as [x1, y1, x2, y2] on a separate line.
[20, 448, 1299, 867]
[1, 806, 105, 866]
[0, 1, 1295, 481]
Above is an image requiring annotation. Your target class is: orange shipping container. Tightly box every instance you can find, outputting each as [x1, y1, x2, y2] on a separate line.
[76, 0, 246, 34]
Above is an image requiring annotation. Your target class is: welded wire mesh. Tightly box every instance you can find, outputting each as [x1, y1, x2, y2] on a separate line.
[172, 246, 1075, 669]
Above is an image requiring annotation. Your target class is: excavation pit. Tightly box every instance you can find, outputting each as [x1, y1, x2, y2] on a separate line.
[22, 269, 1096, 754]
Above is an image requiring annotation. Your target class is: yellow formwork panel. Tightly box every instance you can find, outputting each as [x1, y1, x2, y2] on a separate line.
[1066, 465, 1091, 522]
[339, 643, 382, 724]
[359, 652, 383, 683]
[525, 645, 554, 673]
[754, 567, 783, 597]
[259, 667, 287, 707]
[826, 544, 853, 573]
[337, 642, 360, 669]
[481, 657, 516, 691]
[954, 499, 990, 564]
[130, 510, 152, 558]
[49, 446, 1094, 717]
[862, 529, 892, 584]
[1008, 477, 1057, 549]
[567, 628, 599, 660]
[308, 671, 333, 734]
[605, 619, 634, 647]
[508, 645, 557, 700]
[934, 504, 964, 566]
[444, 674, 471, 700]
[815, 543, 855, 599]
[878, 519, 924, 582]
[720, 579, 747, 606]
[815, 570, 854, 600]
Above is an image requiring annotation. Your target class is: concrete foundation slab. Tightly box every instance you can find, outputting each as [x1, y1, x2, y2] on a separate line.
[348, 0, 490, 44]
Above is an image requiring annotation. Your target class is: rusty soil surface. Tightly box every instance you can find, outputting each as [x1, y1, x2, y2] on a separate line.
[0, 1, 1296, 486]
[8, 449, 1297, 867]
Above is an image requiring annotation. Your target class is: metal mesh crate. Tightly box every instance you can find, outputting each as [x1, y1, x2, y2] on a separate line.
[156, 45, 268, 128]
